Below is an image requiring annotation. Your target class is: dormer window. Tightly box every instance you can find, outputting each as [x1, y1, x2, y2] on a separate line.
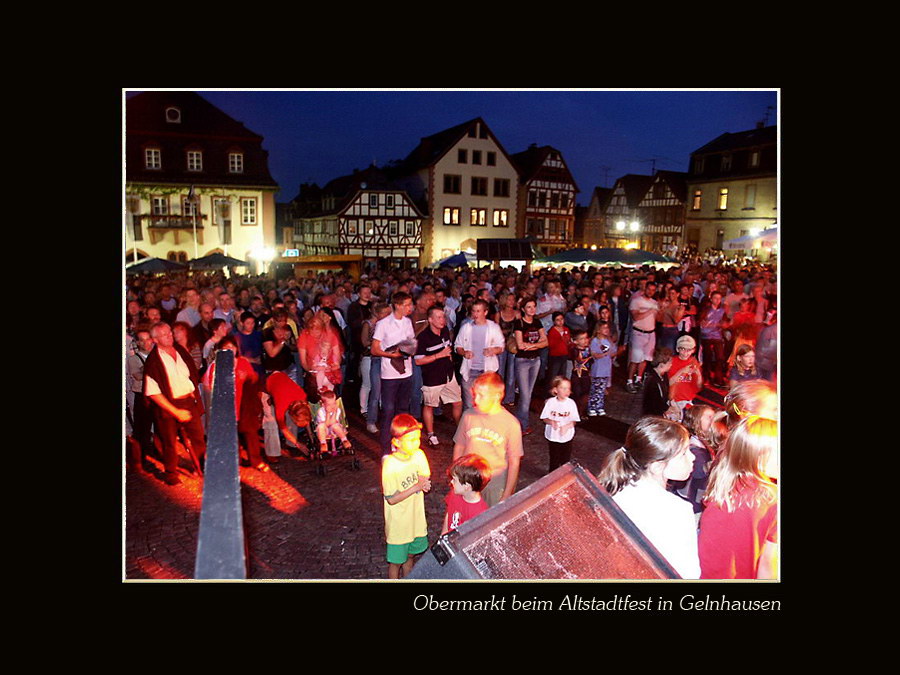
[229, 152, 244, 173]
[165, 107, 181, 123]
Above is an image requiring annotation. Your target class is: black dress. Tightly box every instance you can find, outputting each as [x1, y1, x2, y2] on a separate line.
[642, 367, 670, 417]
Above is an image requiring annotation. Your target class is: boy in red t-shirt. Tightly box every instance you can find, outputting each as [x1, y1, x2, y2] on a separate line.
[669, 335, 703, 419]
[441, 454, 492, 534]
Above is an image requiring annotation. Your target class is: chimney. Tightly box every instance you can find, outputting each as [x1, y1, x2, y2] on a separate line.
[756, 121, 765, 129]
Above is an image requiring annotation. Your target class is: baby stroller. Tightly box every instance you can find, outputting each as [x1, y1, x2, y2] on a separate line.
[305, 396, 361, 475]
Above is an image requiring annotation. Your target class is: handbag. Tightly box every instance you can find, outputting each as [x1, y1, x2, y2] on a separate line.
[506, 332, 518, 354]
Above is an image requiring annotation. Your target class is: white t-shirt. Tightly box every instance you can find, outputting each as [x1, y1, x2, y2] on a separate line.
[372, 313, 415, 380]
[629, 294, 658, 331]
[540, 396, 581, 443]
[612, 479, 700, 579]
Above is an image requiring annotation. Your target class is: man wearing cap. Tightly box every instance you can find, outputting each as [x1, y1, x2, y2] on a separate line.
[626, 280, 660, 393]
[669, 334, 703, 419]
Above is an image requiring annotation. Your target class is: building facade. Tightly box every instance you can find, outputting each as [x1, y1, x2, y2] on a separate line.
[684, 124, 777, 256]
[634, 170, 687, 254]
[511, 145, 579, 257]
[602, 174, 654, 249]
[287, 166, 424, 271]
[125, 91, 279, 272]
[583, 186, 612, 247]
[390, 118, 520, 265]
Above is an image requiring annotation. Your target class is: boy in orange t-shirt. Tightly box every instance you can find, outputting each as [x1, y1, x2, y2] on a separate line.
[669, 335, 703, 419]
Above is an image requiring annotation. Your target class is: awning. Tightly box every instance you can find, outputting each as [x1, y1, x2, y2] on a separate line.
[724, 228, 778, 251]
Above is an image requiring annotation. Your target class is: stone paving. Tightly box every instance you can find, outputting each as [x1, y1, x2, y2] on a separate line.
[124, 368, 650, 581]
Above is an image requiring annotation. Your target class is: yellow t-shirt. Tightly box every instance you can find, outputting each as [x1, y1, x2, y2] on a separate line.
[382, 449, 431, 545]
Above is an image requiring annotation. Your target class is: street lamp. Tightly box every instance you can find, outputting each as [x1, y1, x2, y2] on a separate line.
[252, 246, 275, 276]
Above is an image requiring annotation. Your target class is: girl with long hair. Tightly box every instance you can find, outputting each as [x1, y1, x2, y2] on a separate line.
[598, 416, 700, 579]
[698, 415, 778, 579]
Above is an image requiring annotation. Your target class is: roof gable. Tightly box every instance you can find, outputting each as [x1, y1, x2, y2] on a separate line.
[395, 117, 514, 174]
[692, 125, 777, 155]
[510, 144, 580, 192]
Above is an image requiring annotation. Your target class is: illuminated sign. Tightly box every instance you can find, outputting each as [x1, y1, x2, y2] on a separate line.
[283, 249, 299, 257]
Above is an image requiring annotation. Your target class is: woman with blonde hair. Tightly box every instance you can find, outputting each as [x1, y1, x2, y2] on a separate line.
[598, 416, 700, 579]
[698, 415, 778, 579]
[297, 309, 344, 401]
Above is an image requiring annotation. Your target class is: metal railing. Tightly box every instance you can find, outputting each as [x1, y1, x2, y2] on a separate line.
[194, 349, 246, 579]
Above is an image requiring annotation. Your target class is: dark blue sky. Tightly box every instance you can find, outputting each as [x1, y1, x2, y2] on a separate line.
[126, 89, 778, 206]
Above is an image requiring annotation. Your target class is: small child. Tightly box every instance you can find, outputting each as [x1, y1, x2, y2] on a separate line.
[441, 453, 492, 534]
[315, 389, 352, 456]
[588, 321, 615, 416]
[569, 330, 593, 416]
[669, 334, 703, 419]
[540, 376, 581, 473]
[260, 391, 283, 463]
[668, 404, 715, 516]
[547, 312, 572, 381]
[381, 414, 432, 579]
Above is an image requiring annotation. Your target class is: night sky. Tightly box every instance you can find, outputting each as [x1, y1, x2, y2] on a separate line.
[124, 88, 778, 206]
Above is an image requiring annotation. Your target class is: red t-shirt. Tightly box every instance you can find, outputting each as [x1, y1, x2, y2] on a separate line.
[698, 485, 778, 579]
[444, 491, 488, 532]
[669, 356, 702, 402]
[547, 326, 572, 357]
[265, 371, 308, 430]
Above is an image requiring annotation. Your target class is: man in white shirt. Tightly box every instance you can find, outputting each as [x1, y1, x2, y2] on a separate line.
[536, 280, 566, 379]
[627, 280, 660, 393]
[454, 300, 505, 410]
[372, 291, 415, 454]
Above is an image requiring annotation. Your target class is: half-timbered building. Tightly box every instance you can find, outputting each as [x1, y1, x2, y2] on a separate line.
[511, 145, 579, 257]
[634, 170, 687, 253]
[583, 186, 613, 248]
[287, 166, 424, 270]
[602, 174, 654, 249]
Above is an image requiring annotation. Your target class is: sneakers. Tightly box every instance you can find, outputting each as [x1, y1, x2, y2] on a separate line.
[366, 422, 379, 434]
[625, 381, 637, 393]
[588, 410, 598, 417]
[427, 433, 440, 447]
[597, 410, 606, 416]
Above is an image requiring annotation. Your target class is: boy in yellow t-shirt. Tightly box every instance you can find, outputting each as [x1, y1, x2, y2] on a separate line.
[382, 414, 432, 579]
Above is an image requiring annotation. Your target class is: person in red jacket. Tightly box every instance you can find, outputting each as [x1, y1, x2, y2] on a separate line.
[546, 312, 572, 382]
[264, 370, 310, 456]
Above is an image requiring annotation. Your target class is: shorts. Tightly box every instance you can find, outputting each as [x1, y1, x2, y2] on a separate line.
[422, 377, 462, 407]
[629, 330, 656, 363]
[386, 535, 429, 564]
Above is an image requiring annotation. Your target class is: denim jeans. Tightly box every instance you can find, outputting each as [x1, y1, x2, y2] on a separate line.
[498, 350, 516, 404]
[410, 360, 423, 418]
[461, 369, 485, 410]
[367, 357, 382, 422]
[515, 357, 541, 428]
[379, 375, 412, 453]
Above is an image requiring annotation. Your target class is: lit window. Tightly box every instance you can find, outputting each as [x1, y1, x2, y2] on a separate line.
[145, 148, 161, 169]
[242, 198, 257, 225]
[493, 209, 509, 227]
[692, 190, 702, 210]
[470, 208, 487, 226]
[443, 207, 460, 225]
[229, 153, 244, 173]
[365, 220, 375, 235]
[718, 188, 728, 211]
[749, 150, 760, 168]
[471, 177, 488, 196]
[493, 178, 510, 198]
[187, 151, 203, 172]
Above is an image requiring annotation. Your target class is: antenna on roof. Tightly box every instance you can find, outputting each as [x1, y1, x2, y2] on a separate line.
[628, 157, 672, 174]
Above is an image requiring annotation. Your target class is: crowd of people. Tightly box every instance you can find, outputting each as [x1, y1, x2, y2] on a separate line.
[125, 255, 778, 579]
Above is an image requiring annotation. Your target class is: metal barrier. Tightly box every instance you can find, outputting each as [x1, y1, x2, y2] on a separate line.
[194, 348, 247, 579]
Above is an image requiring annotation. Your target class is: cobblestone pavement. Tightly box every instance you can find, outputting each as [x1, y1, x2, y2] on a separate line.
[123, 367, 651, 581]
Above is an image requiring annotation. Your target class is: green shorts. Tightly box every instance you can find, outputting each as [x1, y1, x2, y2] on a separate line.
[386, 535, 429, 564]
